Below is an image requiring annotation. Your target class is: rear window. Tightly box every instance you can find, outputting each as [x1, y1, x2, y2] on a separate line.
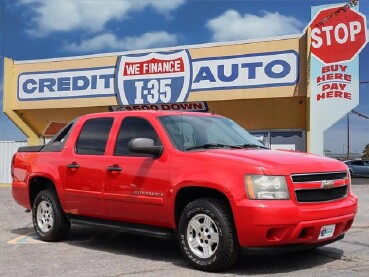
[75, 118, 114, 155]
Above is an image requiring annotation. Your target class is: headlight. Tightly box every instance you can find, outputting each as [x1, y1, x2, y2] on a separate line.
[245, 175, 290, 200]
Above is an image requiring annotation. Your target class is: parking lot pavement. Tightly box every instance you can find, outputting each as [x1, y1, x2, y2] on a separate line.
[1, 181, 369, 277]
[351, 178, 369, 185]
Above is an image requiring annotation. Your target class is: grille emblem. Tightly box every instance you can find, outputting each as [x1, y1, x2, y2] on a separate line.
[321, 180, 335, 189]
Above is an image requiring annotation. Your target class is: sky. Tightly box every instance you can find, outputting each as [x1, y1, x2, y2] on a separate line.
[0, 0, 368, 154]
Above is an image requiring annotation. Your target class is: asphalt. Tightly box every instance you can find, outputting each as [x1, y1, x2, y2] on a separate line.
[0, 180, 368, 276]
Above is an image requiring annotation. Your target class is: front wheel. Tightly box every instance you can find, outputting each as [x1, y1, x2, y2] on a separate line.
[32, 189, 70, 242]
[178, 198, 239, 271]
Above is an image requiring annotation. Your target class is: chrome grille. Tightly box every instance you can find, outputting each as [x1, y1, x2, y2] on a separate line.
[291, 171, 348, 203]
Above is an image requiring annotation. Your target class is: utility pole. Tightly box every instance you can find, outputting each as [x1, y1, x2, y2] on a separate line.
[347, 113, 350, 160]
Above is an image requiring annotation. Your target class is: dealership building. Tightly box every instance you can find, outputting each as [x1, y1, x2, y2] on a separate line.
[2, 3, 368, 157]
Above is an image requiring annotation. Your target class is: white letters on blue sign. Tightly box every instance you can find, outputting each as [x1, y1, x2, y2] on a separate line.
[191, 51, 298, 91]
[18, 67, 115, 101]
[17, 51, 299, 102]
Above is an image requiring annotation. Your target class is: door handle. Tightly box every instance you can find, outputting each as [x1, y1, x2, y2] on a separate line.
[107, 164, 122, 172]
[67, 162, 80, 169]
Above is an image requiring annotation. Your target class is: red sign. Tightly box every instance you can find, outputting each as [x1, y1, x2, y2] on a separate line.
[310, 7, 367, 64]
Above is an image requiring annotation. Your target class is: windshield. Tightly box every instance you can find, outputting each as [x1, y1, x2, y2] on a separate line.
[158, 115, 265, 151]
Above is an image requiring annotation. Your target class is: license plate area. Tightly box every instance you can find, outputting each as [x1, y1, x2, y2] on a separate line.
[318, 224, 335, 240]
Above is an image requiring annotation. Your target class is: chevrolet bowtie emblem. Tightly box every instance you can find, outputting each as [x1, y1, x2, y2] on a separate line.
[321, 180, 335, 189]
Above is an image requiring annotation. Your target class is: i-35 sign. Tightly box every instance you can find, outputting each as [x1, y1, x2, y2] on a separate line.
[309, 6, 368, 64]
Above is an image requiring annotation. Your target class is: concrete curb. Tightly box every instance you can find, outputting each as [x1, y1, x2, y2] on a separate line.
[0, 184, 11, 188]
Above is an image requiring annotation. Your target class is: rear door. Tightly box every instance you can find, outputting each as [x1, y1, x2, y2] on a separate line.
[64, 117, 114, 217]
[104, 116, 170, 226]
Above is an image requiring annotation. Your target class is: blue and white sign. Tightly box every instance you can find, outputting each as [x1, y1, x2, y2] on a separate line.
[18, 67, 115, 101]
[115, 50, 191, 105]
[17, 50, 299, 103]
[191, 51, 299, 91]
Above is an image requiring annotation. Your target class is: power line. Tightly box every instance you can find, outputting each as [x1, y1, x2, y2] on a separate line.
[314, 0, 359, 27]
[352, 110, 369, 120]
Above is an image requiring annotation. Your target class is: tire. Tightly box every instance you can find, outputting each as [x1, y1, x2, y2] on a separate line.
[178, 198, 239, 272]
[32, 189, 70, 242]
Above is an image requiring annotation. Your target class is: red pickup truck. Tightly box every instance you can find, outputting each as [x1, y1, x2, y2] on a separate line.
[11, 111, 357, 271]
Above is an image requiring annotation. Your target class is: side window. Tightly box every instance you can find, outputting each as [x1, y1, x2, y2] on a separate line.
[352, 161, 363, 166]
[114, 117, 161, 156]
[75, 118, 114, 155]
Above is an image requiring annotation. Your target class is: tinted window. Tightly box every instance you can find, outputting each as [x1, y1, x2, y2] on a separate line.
[76, 118, 114, 155]
[351, 161, 364, 166]
[114, 117, 161, 156]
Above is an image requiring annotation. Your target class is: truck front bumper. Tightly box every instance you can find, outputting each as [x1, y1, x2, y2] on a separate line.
[233, 193, 357, 248]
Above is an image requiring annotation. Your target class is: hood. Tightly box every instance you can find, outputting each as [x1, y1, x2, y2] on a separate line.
[193, 149, 348, 175]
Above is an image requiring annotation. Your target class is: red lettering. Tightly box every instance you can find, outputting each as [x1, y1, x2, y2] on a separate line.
[161, 104, 171, 110]
[322, 84, 330, 91]
[339, 65, 347, 72]
[344, 74, 352, 82]
[179, 103, 194, 110]
[344, 92, 351, 99]
[317, 73, 352, 84]
[317, 91, 352, 101]
[334, 91, 343, 98]
[193, 103, 203, 110]
[322, 66, 330, 73]
[171, 104, 180, 110]
[317, 75, 325, 83]
[317, 93, 326, 101]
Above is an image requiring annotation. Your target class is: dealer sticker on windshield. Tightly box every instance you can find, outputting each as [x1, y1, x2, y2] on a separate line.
[318, 224, 335, 240]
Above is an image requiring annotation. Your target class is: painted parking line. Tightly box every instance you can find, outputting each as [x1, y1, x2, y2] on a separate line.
[8, 232, 45, 244]
[0, 184, 11, 188]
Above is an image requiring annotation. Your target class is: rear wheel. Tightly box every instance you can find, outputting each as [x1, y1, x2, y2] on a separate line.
[32, 189, 70, 241]
[178, 198, 239, 271]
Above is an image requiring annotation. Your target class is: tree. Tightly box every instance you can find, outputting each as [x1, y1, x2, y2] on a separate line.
[362, 144, 369, 159]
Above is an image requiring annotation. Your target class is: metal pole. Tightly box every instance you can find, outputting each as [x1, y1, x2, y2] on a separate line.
[347, 113, 350, 160]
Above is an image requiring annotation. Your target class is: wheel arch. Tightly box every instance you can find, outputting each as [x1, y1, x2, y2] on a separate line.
[28, 175, 58, 208]
[174, 186, 234, 228]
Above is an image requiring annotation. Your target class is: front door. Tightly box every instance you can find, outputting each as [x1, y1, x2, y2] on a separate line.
[104, 116, 170, 226]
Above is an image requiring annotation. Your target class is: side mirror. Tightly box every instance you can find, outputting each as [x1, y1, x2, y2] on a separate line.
[128, 138, 163, 158]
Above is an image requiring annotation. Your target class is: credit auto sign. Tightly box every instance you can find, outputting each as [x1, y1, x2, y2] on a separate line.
[309, 7, 368, 64]
[115, 50, 298, 105]
[18, 50, 299, 103]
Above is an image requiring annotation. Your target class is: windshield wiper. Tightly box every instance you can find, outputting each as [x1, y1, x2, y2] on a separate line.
[237, 143, 269, 149]
[185, 143, 243, 151]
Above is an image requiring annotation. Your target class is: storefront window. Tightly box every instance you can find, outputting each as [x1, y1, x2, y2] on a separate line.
[250, 130, 306, 152]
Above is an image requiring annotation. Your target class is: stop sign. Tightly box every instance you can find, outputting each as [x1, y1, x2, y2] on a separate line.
[309, 7, 368, 64]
